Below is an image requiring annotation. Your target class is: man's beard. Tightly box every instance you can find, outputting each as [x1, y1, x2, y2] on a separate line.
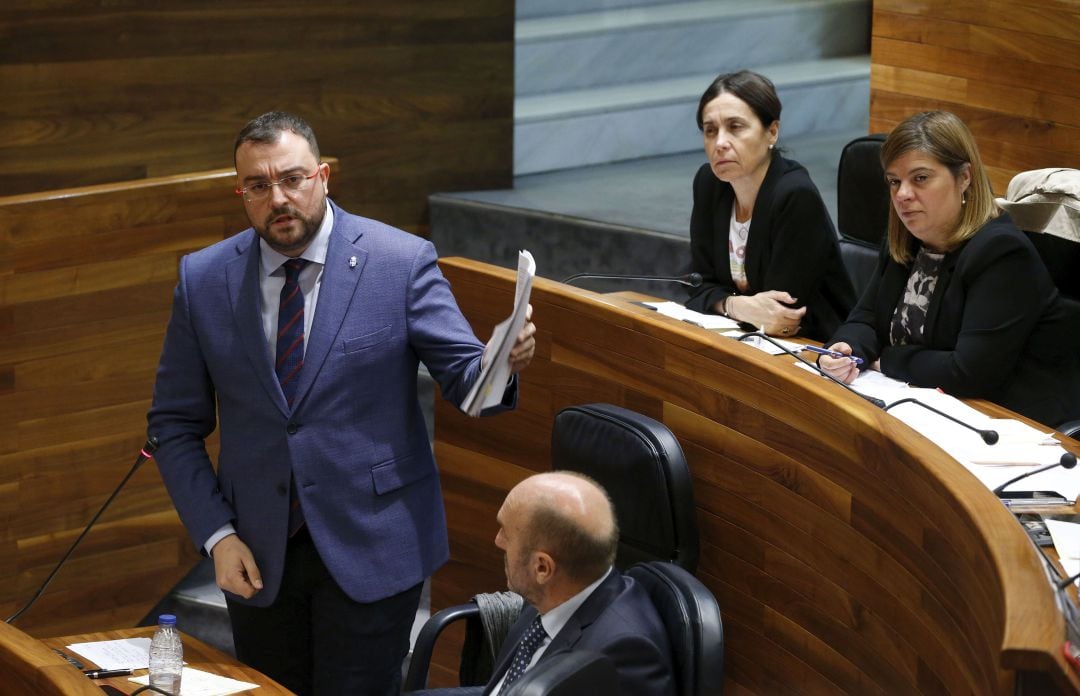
[253, 201, 323, 255]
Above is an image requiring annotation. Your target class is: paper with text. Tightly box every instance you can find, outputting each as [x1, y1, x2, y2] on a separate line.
[461, 250, 535, 417]
[129, 666, 259, 696]
[67, 637, 151, 670]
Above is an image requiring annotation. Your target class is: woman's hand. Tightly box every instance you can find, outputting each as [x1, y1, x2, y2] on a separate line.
[729, 290, 806, 337]
[817, 342, 860, 383]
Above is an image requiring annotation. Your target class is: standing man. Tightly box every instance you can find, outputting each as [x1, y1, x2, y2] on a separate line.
[147, 111, 535, 696]
[486, 472, 675, 695]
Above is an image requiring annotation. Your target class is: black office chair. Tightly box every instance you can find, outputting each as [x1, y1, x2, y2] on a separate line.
[836, 134, 890, 297]
[551, 403, 699, 573]
[403, 561, 725, 695]
[837, 134, 889, 246]
[627, 561, 725, 696]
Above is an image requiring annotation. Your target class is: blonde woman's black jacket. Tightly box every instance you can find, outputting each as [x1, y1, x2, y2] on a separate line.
[828, 214, 1080, 427]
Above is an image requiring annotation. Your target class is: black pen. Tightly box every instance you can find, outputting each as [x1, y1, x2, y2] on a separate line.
[83, 667, 133, 679]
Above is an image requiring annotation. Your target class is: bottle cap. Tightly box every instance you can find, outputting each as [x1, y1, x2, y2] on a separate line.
[158, 614, 177, 626]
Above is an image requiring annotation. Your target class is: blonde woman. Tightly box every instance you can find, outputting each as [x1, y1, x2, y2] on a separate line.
[820, 111, 1080, 427]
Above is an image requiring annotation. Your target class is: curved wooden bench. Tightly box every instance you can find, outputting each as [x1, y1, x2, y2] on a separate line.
[431, 256, 1080, 694]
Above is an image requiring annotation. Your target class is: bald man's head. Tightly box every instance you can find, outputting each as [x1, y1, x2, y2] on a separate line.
[504, 472, 619, 586]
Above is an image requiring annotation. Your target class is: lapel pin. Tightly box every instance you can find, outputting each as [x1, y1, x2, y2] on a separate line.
[348, 256, 357, 268]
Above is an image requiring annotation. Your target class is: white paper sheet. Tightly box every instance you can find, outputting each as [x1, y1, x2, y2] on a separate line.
[461, 250, 535, 416]
[793, 365, 1078, 501]
[67, 637, 151, 670]
[1047, 520, 1080, 582]
[129, 667, 259, 696]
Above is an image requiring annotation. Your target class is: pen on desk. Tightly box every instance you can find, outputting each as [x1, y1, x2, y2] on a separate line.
[83, 668, 133, 679]
[801, 345, 864, 365]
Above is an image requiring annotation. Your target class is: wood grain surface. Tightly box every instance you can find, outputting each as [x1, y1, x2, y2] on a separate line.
[44, 626, 291, 694]
[429, 257, 1080, 694]
[870, 0, 1080, 194]
[0, 1, 513, 235]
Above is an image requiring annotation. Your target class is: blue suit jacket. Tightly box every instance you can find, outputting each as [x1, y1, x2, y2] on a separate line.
[484, 571, 675, 696]
[148, 200, 514, 606]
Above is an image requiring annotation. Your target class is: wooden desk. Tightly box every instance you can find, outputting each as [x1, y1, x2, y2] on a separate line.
[430, 257, 1080, 694]
[43, 627, 290, 695]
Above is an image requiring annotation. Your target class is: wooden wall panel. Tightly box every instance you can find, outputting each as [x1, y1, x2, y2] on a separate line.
[0, 161, 337, 637]
[0, 1, 513, 236]
[870, 0, 1080, 193]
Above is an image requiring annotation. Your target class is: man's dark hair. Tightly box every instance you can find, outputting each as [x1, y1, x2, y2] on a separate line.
[524, 475, 619, 585]
[234, 111, 320, 165]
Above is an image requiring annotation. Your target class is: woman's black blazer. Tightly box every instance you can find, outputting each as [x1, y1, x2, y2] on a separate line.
[685, 153, 855, 341]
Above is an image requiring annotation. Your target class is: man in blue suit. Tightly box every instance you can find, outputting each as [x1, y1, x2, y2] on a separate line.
[147, 111, 535, 696]
[483, 472, 675, 695]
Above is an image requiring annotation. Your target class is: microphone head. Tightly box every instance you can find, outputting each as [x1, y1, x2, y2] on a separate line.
[686, 272, 703, 288]
[1061, 451, 1078, 469]
[981, 430, 999, 445]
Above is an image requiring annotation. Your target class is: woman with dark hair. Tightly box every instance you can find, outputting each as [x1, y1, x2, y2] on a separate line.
[820, 110, 1080, 427]
[685, 70, 855, 341]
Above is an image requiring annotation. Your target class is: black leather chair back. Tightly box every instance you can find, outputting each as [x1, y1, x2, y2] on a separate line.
[504, 651, 618, 695]
[837, 134, 889, 246]
[628, 561, 724, 696]
[838, 237, 880, 300]
[551, 403, 699, 573]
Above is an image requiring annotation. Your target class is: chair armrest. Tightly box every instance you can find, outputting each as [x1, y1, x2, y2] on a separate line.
[403, 603, 481, 692]
[1058, 420, 1080, 440]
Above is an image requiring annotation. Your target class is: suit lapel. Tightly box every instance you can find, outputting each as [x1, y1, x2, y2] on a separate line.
[745, 154, 781, 290]
[484, 573, 623, 694]
[923, 245, 962, 341]
[290, 204, 368, 410]
[712, 185, 737, 286]
[226, 232, 289, 416]
[542, 571, 622, 658]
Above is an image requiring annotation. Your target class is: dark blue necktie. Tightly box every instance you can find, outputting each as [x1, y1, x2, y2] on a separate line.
[498, 615, 547, 695]
[276, 258, 308, 407]
[276, 258, 308, 537]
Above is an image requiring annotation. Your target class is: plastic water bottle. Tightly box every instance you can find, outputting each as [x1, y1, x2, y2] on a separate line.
[148, 613, 183, 695]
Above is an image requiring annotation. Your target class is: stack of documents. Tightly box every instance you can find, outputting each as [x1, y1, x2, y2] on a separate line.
[641, 302, 802, 355]
[462, 250, 535, 417]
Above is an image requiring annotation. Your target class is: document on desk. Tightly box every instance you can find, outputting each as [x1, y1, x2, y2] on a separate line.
[882, 388, 1077, 501]
[642, 303, 808, 355]
[1047, 520, 1080, 581]
[794, 366, 1078, 501]
[461, 250, 535, 417]
[642, 301, 742, 330]
[67, 637, 150, 670]
[129, 666, 258, 696]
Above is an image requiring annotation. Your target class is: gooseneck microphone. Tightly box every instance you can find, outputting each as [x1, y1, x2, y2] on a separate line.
[883, 397, 1000, 445]
[736, 331, 886, 409]
[561, 271, 703, 288]
[1058, 569, 1080, 590]
[6, 436, 159, 625]
[992, 451, 1078, 497]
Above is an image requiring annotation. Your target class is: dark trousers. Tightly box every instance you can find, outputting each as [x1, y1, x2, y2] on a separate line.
[226, 527, 423, 696]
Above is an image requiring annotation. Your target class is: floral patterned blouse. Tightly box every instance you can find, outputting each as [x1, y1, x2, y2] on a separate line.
[890, 246, 946, 346]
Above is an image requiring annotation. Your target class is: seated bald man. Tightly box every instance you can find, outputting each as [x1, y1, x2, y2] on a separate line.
[483, 471, 675, 694]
